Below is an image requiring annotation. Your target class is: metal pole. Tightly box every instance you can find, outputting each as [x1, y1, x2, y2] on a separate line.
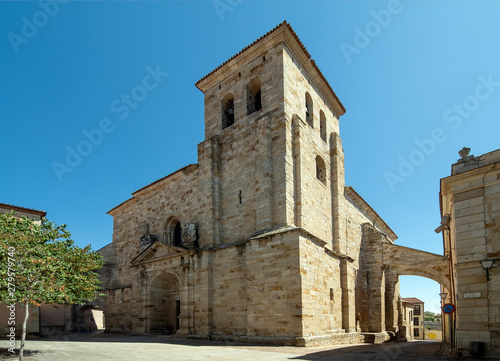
[449, 313, 452, 355]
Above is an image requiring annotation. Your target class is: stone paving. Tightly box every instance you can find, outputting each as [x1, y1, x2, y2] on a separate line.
[0, 333, 453, 361]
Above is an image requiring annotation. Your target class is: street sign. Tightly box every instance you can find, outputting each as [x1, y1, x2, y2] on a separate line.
[443, 303, 456, 314]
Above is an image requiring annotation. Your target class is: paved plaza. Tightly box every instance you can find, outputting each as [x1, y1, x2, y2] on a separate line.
[1, 333, 449, 361]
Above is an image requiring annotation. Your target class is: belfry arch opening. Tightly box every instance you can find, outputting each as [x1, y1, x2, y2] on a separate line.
[149, 272, 181, 335]
[222, 94, 235, 129]
[246, 77, 262, 114]
[305, 92, 313, 127]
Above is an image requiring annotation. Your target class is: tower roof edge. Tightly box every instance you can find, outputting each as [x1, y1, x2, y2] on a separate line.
[195, 21, 346, 117]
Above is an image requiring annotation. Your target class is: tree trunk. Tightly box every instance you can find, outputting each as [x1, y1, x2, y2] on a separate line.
[19, 301, 29, 361]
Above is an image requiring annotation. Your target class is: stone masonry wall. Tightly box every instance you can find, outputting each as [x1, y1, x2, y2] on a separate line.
[299, 234, 343, 337]
[283, 45, 339, 242]
[198, 43, 287, 245]
[210, 231, 302, 341]
[109, 165, 200, 284]
[448, 167, 500, 355]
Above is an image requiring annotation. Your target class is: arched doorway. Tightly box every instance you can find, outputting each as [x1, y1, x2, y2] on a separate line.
[149, 272, 180, 335]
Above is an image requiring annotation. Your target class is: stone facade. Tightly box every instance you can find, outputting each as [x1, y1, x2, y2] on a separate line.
[440, 147, 500, 357]
[0, 202, 46, 224]
[98, 22, 448, 346]
[400, 299, 414, 341]
[402, 297, 424, 340]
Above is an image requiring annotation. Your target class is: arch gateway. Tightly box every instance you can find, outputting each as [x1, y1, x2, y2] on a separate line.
[96, 22, 449, 346]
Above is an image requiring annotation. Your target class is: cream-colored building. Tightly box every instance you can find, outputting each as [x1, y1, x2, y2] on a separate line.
[0, 203, 46, 336]
[0, 203, 73, 336]
[402, 297, 424, 340]
[98, 22, 450, 346]
[0, 202, 46, 224]
[439, 147, 500, 357]
[399, 299, 414, 341]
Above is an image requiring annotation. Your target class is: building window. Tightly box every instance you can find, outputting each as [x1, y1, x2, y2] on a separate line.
[222, 94, 235, 129]
[414, 329, 419, 337]
[320, 110, 326, 142]
[414, 305, 421, 315]
[414, 317, 419, 326]
[305, 92, 313, 127]
[316, 156, 326, 184]
[246, 78, 262, 115]
[164, 218, 182, 247]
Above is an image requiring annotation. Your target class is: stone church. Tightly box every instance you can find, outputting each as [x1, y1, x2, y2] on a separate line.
[98, 22, 444, 346]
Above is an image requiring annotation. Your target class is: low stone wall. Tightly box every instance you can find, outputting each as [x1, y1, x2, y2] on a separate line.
[188, 331, 362, 347]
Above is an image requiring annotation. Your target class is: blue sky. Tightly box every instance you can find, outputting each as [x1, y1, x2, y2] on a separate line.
[1, 1, 499, 314]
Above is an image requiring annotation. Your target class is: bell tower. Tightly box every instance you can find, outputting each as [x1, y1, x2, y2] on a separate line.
[195, 21, 346, 250]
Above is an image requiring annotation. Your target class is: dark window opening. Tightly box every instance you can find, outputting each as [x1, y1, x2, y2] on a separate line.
[305, 92, 313, 126]
[316, 156, 326, 184]
[222, 95, 235, 129]
[175, 300, 180, 331]
[165, 218, 183, 246]
[247, 78, 262, 115]
[320, 110, 326, 142]
[173, 222, 182, 247]
[414, 305, 421, 315]
[414, 329, 419, 337]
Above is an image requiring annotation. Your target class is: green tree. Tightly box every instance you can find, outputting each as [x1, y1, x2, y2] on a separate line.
[0, 212, 104, 361]
[424, 311, 436, 322]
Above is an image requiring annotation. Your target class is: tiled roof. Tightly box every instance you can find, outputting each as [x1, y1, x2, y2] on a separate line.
[0, 202, 46, 217]
[344, 187, 397, 241]
[107, 164, 199, 215]
[131, 164, 198, 196]
[195, 21, 346, 114]
[402, 297, 424, 304]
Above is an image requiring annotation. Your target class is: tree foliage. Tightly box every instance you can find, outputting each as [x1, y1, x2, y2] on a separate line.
[0, 211, 104, 360]
[424, 311, 439, 322]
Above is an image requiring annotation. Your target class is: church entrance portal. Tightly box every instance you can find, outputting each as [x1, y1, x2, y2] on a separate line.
[149, 272, 181, 335]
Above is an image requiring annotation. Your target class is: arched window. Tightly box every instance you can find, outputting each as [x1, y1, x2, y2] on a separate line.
[316, 155, 326, 184]
[246, 78, 262, 115]
[222, 94, 234, 129]
[320, 110, 326, 142]
[305, 92, 313, 127]
[164, 218, 182, 246]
